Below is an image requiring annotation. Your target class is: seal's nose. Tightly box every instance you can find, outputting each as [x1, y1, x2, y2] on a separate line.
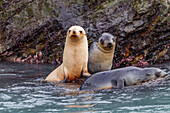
[108, 42, 113, 46]
[73, 31, 76, 34]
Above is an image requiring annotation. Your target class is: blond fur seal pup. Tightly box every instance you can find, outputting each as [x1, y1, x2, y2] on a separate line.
[88, 33, 116, 74]
[80, 66, 167, 91]
[45, 25, 90, 82]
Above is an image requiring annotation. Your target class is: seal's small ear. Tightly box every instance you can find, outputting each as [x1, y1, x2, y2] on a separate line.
[112, 36, 117, 42]
[95, 36, 100, 42]
[146, 73, 151, 76]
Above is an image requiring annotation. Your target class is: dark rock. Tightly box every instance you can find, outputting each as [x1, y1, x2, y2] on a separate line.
[0, 0, 169, 66]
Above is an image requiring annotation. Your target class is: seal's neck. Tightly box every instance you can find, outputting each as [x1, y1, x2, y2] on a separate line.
[66, 36, 87, 47]
[96, 42, 114, 54]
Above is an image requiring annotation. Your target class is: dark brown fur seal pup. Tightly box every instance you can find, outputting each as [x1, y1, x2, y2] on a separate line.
[80, 66, 167, 91]
[45, 25, 90, 82]
[88, 33, 116, 74]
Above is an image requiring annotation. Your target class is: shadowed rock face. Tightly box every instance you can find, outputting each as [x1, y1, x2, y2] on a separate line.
[0, 0, 169, 67]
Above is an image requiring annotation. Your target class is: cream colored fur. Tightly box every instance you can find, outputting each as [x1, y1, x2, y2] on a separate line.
[45, 25, 90, 82]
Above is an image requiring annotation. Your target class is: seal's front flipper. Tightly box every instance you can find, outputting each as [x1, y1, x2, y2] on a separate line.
[59, 74, 67, 83]
[82, 72, 91, 77]
[111, 79, 118, 88]
[117, 79, 125, 89]
[81, 67, 91, 78]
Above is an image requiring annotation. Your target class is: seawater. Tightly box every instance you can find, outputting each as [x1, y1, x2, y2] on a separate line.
[0, 61, 170, 113]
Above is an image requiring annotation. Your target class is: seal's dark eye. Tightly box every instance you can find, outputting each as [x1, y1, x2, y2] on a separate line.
[69, 30, 71, 33]
[100, 39, 104, 45]
[146, 73, 151, 76]
[79, 31, 82, 34]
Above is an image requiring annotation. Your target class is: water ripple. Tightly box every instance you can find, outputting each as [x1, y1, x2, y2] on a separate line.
[0, 62, 170, 112]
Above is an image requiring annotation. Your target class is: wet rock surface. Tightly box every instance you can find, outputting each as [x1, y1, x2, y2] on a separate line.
[0, 0, 169, 67]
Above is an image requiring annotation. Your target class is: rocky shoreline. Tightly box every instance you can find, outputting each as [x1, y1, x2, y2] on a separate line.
[0, 0, 169, 68]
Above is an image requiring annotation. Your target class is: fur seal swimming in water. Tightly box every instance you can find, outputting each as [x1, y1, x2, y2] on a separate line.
[45, 25, 90, 82]
[80, 66, 167, 91]
[88, 33, 116, 74]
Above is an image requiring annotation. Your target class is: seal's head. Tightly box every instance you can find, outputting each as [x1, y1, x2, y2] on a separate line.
[98, 33, 116, 51]
[67, 25, 86, 41]
[144, 67, 167, 79]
